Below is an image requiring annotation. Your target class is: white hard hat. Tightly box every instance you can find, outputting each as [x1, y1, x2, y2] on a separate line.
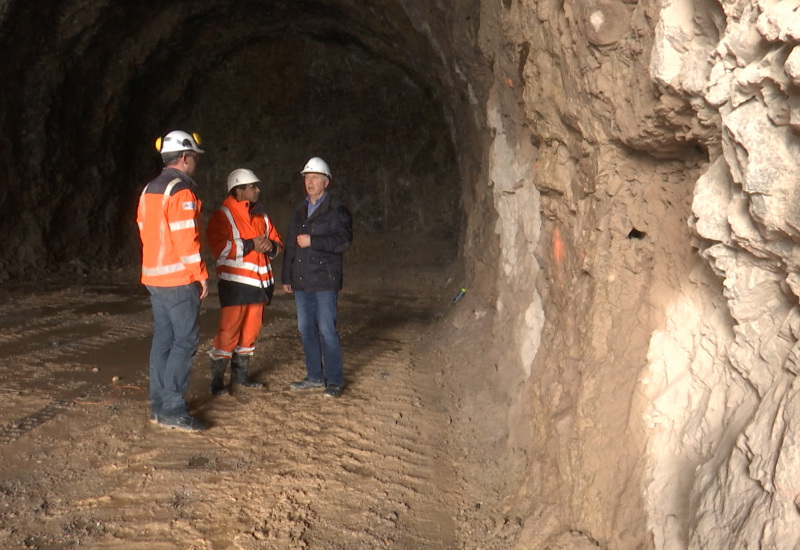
[227, 168, 260, 192]
[155, 130, 205, 154]
[301, 157, 331, 178]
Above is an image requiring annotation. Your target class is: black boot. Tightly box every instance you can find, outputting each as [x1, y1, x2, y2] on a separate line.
[231, 354, 261, 388]
[210, 357, 228, 396]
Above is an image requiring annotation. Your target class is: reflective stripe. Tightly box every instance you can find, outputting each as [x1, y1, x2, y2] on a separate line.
[216, 207, 269, 272]
[163, 180, 180, 200]
[221, 208, 242, 240]
[139, 176, 207, 285]
[217, 258, 272, 273]
[209, 348, 233, 359]
[215, 206, 274, 288]
[234, 346, 255, 355]
[169, 219, 196, 231]
[158, 179, 182, 269]
[142, 262, 185, 276]
[219, 272, 274, 287]
[220, 207, 244, 262]
[181, 253, 202, 264]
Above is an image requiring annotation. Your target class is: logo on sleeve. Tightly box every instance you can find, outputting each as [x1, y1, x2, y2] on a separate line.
[182, 201, 197, 211]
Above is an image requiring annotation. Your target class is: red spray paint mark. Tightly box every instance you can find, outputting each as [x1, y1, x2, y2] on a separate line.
[553, 226, 565, 267]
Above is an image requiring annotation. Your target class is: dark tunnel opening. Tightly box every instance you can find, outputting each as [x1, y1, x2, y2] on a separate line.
[0, 1, 472, 280]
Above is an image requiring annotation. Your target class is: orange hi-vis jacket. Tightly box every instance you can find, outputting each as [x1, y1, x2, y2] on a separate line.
[137, 168, 208, 287]
[207, 195, 283, 292]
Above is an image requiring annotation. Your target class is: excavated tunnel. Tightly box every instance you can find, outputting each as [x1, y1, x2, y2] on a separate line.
[8, 1, 794, 549]
[0, 1, 484, 279]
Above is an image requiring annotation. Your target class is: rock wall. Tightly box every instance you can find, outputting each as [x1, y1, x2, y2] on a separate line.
[655, 0, 800, 547]
[449, 0, 800, 548]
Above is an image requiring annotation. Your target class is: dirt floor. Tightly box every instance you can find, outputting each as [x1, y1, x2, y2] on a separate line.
[0, 234, 505, 550]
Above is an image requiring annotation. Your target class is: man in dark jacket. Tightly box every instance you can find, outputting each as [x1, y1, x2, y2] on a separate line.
[281, 157, 353, 398]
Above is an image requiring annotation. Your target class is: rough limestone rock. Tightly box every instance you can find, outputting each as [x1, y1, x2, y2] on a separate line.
[655, 0, 800, 548]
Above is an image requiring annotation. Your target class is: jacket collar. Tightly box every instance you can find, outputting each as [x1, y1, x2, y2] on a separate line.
[304, 193, 330, 220]
[223, 195, 252, 217]
[162, 166, 196, 188]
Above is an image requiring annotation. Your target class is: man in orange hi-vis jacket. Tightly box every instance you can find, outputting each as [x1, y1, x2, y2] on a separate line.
[137, 130, 209, 432]
[206, 168, 283, 396]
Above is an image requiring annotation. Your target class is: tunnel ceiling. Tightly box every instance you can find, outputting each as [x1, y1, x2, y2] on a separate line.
[0, 0, 482, 277]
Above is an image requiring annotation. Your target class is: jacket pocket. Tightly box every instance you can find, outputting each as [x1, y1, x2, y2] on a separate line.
[310, 255, 337, 283]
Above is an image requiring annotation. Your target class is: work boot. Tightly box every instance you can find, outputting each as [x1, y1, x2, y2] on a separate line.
[290, 378, 325, 390]
[231, 354, 261, 388]
[158, 413, 207, 432]
[209, 357, 228, 396]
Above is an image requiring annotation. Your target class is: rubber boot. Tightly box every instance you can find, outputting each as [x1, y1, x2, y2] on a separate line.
[231, 354, 261, 388]
[209, 357, 229, 396]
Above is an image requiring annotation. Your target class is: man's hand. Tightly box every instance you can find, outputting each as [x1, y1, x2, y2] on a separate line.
[253, 235, 272, 254]
[199, 279, 209, 300]
[282, 284, 293, 293]
[297, 234, 311, 248]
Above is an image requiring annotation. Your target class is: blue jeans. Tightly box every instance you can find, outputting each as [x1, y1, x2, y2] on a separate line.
[146, 284, 201, 416]
[294, 290, 344, 387]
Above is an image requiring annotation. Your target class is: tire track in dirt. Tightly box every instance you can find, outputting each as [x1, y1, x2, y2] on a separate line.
[0, 287, 152, 372]
[0, 264, 459, 549]
[0, 399, 77, 444]
[0, 286, 153, 432]
[0, 287, 151, 444]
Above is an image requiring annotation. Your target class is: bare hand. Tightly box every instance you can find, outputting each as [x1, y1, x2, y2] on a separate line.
[199, 279, 209, 300]
[297, 234, 311, 248]
[253, 235, 272, 254]
[282, 284, 293, 293]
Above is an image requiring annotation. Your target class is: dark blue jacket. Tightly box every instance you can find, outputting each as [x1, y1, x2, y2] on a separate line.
[281, 193, 352, 291]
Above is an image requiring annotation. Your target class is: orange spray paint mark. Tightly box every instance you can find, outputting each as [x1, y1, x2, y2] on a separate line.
[552, 226, 565, 267]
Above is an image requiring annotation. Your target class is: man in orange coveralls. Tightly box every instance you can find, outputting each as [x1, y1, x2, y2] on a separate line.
[206, 168, 283, 395]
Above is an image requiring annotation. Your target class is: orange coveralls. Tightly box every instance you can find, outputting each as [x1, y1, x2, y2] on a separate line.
[206, 196, 282, 359]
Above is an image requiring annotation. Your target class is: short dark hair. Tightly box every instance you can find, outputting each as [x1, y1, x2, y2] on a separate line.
[230, 184, 248, 197]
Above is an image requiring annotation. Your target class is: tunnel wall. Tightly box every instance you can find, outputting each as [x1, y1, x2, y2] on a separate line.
[445, 0, 800, 549]
[654, 0, 800, 547]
